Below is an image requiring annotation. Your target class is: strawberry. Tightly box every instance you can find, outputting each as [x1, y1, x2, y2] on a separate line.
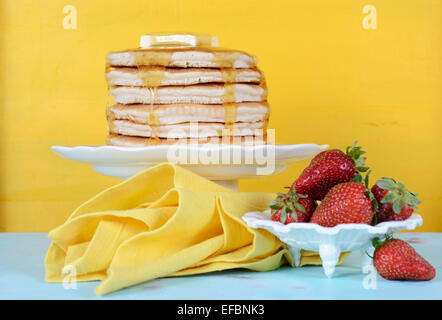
[371, 178, 421, 223]
[310, 181, 375, 227]
[372, 237, 436, 281]
[269, 188, 317, 224]
[293, 141, 368, 200]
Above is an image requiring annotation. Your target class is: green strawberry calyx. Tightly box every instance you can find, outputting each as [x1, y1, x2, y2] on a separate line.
[346, 141, 369, 180]
[376, 177, 421, 214]
[269, 187, 308, 224]
[366, 235, 393, 258]
[371, 235, 393, 255]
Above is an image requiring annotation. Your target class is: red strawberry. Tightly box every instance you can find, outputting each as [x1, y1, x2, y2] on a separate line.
[269, 188, 317, 224]
[310, 182, 375, 227]
[293, 141, 368, 200]
[371, 178, 421, 223]
[372, 237, 435, 281]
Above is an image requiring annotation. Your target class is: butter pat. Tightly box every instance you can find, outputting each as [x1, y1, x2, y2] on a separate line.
[140, 33, 219, 49]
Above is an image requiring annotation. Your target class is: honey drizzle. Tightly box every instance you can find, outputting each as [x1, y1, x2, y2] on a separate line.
[262, 110, 270, 135]
[219, 61, 239, 134]
[223, 103, 238, 132]
[257, 68, 268, 102]
[132, 50, 173, 67]
[105, 63, 115, 134]
[105, 89, 112, 124]
[109, 47, 256, 68]
[258, 69, 266, 85]
[147, 88, 160, 140]
[220, 68, 238, 83]
[223, 84, 236, 103]
[132, 51, 172, 140]
[143, 135, 162, 146]
[261, 86, 268, 101]
[139, 67, 167, 87]
[222, 83, 237, 135]
[213, 51, 244, 68]
[261, 81, 269, 135]
[105, 63, 112, 109]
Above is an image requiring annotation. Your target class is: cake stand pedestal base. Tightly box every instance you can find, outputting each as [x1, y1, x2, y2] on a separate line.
[214, 179, 239, 191]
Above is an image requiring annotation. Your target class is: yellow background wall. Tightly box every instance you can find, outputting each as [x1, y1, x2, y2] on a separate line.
[0, 0, 440, 232]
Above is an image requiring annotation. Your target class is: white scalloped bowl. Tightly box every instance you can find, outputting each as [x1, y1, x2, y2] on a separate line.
[242, 211, 423, 277]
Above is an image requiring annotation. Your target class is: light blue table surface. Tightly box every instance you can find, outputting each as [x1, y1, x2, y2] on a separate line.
[0, 232, 441, 300]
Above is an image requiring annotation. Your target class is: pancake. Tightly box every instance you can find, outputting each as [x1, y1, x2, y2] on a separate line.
[104, 35, 271, 148]
[105, 67, 263, 87]
[110, 84, 267, 105]
[107, 102, 270, 125]
[108, 119, 267, 138]
[106, 133, 266, 147]
[106, 47, 257, 68]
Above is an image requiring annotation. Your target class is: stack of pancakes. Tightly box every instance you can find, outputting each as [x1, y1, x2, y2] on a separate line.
[105, 45, 270, 146]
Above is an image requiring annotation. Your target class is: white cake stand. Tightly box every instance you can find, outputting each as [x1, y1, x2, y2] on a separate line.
[51, 143, 328, 190]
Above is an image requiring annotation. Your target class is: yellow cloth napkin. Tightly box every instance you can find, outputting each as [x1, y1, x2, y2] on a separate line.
[45, 163, 346, 295]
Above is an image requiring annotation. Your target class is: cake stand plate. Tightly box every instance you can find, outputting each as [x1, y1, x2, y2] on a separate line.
[51, 143, 328, 189]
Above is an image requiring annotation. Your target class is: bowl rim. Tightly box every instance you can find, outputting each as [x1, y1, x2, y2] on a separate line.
[242, 210, 423, 236]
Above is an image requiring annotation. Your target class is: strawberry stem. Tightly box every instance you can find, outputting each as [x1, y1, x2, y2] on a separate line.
[359, 170, 379, 219]
[346, 141, 369, 174]
[372, 235, 393, 253]
[371, 212, 378, 226]
[268, 186, 309, 223]
[376, 177, 421, 214]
